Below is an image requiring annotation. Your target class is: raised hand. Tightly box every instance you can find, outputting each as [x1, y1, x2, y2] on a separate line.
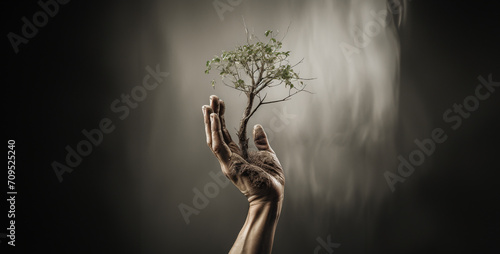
[202, 95, 285, 254]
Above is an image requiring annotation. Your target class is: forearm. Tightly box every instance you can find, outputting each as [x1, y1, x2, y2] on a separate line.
[229, 201, 282, 254]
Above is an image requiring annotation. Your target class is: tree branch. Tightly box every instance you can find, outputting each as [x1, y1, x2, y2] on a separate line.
[246, 93, 267, 121]
[255, 60, 265, 87]
[260, 86, 308, 105]
[254, 78, 274, 95]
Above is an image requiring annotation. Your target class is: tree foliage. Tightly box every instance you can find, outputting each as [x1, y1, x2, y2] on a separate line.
[205, 29, 310, 159]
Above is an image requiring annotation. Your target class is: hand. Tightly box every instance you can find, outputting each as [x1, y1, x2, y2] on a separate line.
[202, 95, 285, 204]
[202, 95, 285, 254]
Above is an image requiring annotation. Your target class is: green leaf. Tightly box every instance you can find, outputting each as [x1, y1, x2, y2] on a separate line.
[204, 28, 310, 97]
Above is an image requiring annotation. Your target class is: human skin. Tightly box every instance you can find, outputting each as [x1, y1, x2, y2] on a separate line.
[202, 95, 285, 254]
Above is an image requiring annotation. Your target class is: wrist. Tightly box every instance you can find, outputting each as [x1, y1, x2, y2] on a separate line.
[229, 200, 283, 254]
[248, 200, 282, 225]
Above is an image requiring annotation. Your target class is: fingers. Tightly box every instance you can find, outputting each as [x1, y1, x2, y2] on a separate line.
[211, 113, 232, 162]
[204, 95, 237, 160]
[253, 124, 274, 153]
[210, 95, 220, 114]
[203, 95, 221, 149]
[202, 105, 214, 148]
[219, 100, 237, 147]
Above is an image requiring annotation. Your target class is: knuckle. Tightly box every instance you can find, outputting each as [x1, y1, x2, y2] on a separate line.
[212, 143, 223, 153]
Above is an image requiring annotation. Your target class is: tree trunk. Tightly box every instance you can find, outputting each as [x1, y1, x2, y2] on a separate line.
[238, 93, 255, 160]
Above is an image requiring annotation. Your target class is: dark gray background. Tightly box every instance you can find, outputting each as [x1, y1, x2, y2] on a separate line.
[2, 0, 499, 253]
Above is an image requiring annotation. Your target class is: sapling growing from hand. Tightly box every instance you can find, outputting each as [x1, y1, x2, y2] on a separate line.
[205, 29, 311, 160]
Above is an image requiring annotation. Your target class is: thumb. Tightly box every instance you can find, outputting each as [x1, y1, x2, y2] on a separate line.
[253, 124, 274, 153]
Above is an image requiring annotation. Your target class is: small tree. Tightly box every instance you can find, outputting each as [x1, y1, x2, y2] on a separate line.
[205, 29, 310, 160]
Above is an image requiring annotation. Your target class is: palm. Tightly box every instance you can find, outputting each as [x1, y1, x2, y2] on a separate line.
[227, 150, 285, 203]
